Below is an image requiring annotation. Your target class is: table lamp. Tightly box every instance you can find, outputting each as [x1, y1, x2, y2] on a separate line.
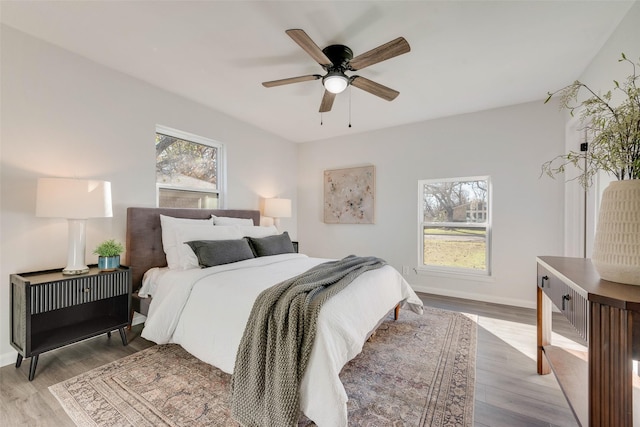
[264, 198, 291, 229]
[36, 178, 113, 275]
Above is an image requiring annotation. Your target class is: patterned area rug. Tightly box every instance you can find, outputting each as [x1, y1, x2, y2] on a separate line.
[50, 307, 477, 426]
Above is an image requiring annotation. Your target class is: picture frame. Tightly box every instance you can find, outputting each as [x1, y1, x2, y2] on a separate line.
[323, 165, 375, 224]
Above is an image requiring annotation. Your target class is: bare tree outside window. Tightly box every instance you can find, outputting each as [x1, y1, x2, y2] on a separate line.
[155, 127, 223, 208]
[418, 177, 491, 274]
[156, 133, 218, 189]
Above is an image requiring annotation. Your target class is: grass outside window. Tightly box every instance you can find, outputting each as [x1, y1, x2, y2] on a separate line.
[418, 176, 491, 275]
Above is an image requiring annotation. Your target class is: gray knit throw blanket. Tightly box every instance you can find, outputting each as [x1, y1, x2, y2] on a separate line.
[230, 255, 386, 427]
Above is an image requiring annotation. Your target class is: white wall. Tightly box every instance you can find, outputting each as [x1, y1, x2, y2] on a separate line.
[298, 101, 566, 308]
[0, 26, 298, 366]
[578, 2, 640, 102]
[563, 1, 640, 258]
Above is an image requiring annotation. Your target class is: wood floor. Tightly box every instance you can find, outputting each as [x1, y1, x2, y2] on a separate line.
[423, 293, 582, 427]
[0, 293, 582, 426]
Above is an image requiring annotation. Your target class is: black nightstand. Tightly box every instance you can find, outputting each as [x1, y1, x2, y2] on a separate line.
[10, 266, 131, 380]
[292, 241, 299, 253]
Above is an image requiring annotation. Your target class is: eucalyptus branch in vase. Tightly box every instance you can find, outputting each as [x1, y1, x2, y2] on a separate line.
[541, 53, 640, 188]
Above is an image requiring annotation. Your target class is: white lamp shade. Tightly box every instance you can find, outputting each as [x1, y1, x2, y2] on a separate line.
[36, 178, 113, 219]
[264, 198, 291, 218]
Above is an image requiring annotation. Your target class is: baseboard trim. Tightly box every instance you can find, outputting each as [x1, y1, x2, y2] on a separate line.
[132, 312, 146, 326]
[409, 283, 536, 310]
[0, 350, 17, 368]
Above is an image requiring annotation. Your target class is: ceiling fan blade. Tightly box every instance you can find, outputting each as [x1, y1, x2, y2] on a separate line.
[319, 90, 336, 113]
[262, 74, 321, 88]
[350, 76, 399, 101]
[349, 37, 410, 71]
[286, 29, 333, 66]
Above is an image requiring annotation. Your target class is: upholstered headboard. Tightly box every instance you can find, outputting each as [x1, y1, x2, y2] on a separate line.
[125, 207, 261, 292]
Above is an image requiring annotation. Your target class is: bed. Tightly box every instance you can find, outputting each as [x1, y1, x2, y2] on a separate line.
[125, 207, 262, 318]
[125, 207, 423, 426]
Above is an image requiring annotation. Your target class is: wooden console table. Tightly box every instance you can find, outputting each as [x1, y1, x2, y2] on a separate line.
[537, 256, 640, 426]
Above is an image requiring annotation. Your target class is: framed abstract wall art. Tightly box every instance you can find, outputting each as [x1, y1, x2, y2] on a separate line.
[323, 165, 375, 224]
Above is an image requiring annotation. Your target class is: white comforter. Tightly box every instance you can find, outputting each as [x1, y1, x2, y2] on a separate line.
[141, 253, 423, 426]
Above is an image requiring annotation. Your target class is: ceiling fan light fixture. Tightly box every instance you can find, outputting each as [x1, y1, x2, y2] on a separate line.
[323, 72, 349, 94]
[262, 30, 410, 114]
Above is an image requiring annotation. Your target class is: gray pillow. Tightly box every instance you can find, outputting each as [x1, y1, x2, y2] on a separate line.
[186, 238, 255, 267]
[247, 232, 295, 257]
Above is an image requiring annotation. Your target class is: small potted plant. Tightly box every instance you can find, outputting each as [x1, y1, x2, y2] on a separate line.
[93, 239, 124, 272]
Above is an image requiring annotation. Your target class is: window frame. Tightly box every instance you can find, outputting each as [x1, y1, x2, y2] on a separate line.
[416, 175, 492, 277]
[155, 125, 226, 209]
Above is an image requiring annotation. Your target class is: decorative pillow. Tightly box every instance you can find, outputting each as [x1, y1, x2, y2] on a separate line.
[211, 215, 254, 226]
[186, 238, 255, 268]
[247, 232, 295, 257]
[160, 215, 213, 269]
[174, 224, 243, 269]
[236, 225, 278, 238]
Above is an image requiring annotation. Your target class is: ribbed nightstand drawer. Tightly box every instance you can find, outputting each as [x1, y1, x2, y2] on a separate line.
[538, 265, 588, 341]
[29, 271, 129, 314]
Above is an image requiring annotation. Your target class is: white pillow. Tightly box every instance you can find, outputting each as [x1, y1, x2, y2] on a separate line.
[211, 215, 254, 226]
[236, 225, 278, 238]
[160, 215, 213, 269]
[175, 224, 243, 269]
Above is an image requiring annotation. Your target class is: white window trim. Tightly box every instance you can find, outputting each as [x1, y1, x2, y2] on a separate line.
[416, 175, 492, 277]
[155, 125, 226, 208]
[414, 267, 496, 283]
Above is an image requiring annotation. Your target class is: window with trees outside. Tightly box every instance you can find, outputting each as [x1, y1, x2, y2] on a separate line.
[155, 126, 224, 209]
[418, 176, 491, 275]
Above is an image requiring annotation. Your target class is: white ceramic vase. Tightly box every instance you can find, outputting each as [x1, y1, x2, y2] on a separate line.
[591, 180, 640, 286]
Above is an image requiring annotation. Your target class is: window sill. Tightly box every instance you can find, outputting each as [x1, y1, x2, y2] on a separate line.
[414, 267, 495, 283]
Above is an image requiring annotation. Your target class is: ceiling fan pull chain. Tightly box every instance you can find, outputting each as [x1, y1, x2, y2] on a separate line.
[348, 86, 352, 128]
[320, 112, 323, 126]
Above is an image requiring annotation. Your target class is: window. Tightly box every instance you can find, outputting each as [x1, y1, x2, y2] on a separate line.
[417, 176, 491, 275]
[155, 126, 224, 208]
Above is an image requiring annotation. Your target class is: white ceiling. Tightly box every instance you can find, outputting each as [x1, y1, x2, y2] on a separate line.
[1, 1, 635, 143]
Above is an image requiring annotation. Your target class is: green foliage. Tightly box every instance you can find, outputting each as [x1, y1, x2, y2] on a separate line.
[93, 239, 124, 257]
[542, 54, 640, 188]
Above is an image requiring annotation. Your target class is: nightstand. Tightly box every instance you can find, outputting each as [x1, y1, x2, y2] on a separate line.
[10, 266, 131, 381]
[292, 241, 299, 253]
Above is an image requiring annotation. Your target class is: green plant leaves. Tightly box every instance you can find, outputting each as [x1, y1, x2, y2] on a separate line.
[542, 53, 640, 187]
[93, 239, 124, 257]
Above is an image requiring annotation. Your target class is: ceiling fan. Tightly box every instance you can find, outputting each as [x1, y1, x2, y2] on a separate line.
[262, 29, 410, 113]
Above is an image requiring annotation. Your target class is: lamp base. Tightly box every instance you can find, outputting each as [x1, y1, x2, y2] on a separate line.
[64, 218, 90, 276]
[62, 266, 90, 275]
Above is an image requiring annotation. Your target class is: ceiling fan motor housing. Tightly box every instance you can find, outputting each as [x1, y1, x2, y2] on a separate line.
[322, 44, 353, 71]
[321, 45, 353, 93]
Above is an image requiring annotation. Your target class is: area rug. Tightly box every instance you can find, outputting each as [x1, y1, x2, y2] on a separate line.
[50, 307, 477, 426]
